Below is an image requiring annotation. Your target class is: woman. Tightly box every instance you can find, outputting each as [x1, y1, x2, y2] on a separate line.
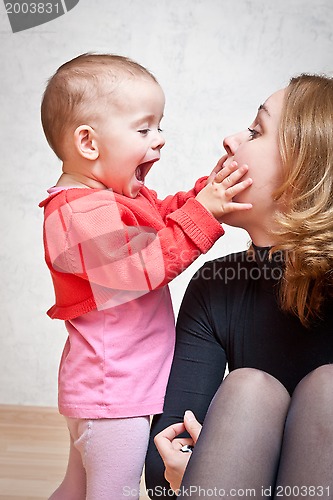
[145, 74, 333, 499]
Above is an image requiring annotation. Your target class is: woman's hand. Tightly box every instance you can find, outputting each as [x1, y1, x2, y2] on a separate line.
[154, 410, 202, 494]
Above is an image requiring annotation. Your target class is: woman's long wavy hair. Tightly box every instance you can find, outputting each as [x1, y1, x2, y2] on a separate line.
[272, 74, 333, 326]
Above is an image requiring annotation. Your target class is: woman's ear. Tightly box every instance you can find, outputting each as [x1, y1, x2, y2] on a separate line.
[74, 125, 99, 160]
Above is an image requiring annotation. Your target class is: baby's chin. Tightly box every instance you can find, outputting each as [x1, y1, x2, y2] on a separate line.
[125, 180, 145, 198]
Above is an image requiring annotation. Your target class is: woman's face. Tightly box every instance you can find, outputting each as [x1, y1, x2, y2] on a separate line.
[221, 88, 286, 246]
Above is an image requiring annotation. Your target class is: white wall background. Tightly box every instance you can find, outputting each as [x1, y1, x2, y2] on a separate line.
[0, 0, 332, 407]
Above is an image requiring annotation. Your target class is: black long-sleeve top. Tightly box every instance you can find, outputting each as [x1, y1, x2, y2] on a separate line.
[145, 246, 333, 498]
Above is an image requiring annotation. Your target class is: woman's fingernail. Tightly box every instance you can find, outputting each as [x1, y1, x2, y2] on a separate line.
[184, 410, 195, 420]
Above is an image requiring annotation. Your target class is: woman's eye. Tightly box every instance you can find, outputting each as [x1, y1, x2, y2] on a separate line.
[248, 127, 259, 140]
[138, 129, 150, 135]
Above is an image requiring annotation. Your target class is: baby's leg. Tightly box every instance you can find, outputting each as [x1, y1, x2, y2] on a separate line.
[274, 364, 333, 499]
[48, 428, 86, 500]
[71, 416, 150, 500]
[178, 368, 290, 499]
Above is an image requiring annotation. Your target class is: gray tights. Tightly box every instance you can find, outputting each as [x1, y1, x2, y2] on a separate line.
[178, 366, 333, 499]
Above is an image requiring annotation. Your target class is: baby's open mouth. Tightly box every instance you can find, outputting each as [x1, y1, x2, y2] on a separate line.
[135, 160, 157, 183]
[135, 166, 144, 182]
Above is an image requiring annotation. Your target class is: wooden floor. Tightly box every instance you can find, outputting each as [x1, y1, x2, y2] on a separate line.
[0, 405, 150, 499]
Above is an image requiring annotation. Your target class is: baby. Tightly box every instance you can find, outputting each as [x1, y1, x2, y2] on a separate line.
[40, 53, 252, 499]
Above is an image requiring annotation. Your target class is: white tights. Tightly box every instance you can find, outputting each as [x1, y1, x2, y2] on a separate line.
[49, 416, 150, 500]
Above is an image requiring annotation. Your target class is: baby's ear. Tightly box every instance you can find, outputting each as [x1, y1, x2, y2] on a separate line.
[74, 125, 99, 160]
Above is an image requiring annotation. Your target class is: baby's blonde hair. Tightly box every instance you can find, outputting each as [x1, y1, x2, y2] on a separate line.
[41, 53, 158, 159]
[272, 74, 333, 326]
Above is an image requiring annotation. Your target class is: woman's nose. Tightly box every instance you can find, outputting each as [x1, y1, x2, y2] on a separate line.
[223, 130, 248, 156]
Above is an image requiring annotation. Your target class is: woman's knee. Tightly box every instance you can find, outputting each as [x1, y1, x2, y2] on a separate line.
[225, 368, 289, 396]
[293, 364, 333, 404]
[286, 365, 333, 444]
[213, 368, 290, 411]
[202, 368, 289, 448]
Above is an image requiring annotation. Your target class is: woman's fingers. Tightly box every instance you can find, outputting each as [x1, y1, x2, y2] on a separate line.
[154, 422, 186, 457]
[183, 410, 202, 443]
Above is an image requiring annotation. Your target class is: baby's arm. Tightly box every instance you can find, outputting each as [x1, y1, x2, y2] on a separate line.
[44, 162, 250, 305]
[196, 161, 252, 222]
[44, 189, 224, 298]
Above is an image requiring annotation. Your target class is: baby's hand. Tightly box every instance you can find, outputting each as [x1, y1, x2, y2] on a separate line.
[196, 161, 252, 222]
[206, 155, 228, 184]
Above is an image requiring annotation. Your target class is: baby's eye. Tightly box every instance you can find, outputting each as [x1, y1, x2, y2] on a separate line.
[138, 129, 150, 135]
[248, 127, 260, 140]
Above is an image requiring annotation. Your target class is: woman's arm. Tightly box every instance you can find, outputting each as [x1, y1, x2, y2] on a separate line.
[145, 265, 227, 497]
